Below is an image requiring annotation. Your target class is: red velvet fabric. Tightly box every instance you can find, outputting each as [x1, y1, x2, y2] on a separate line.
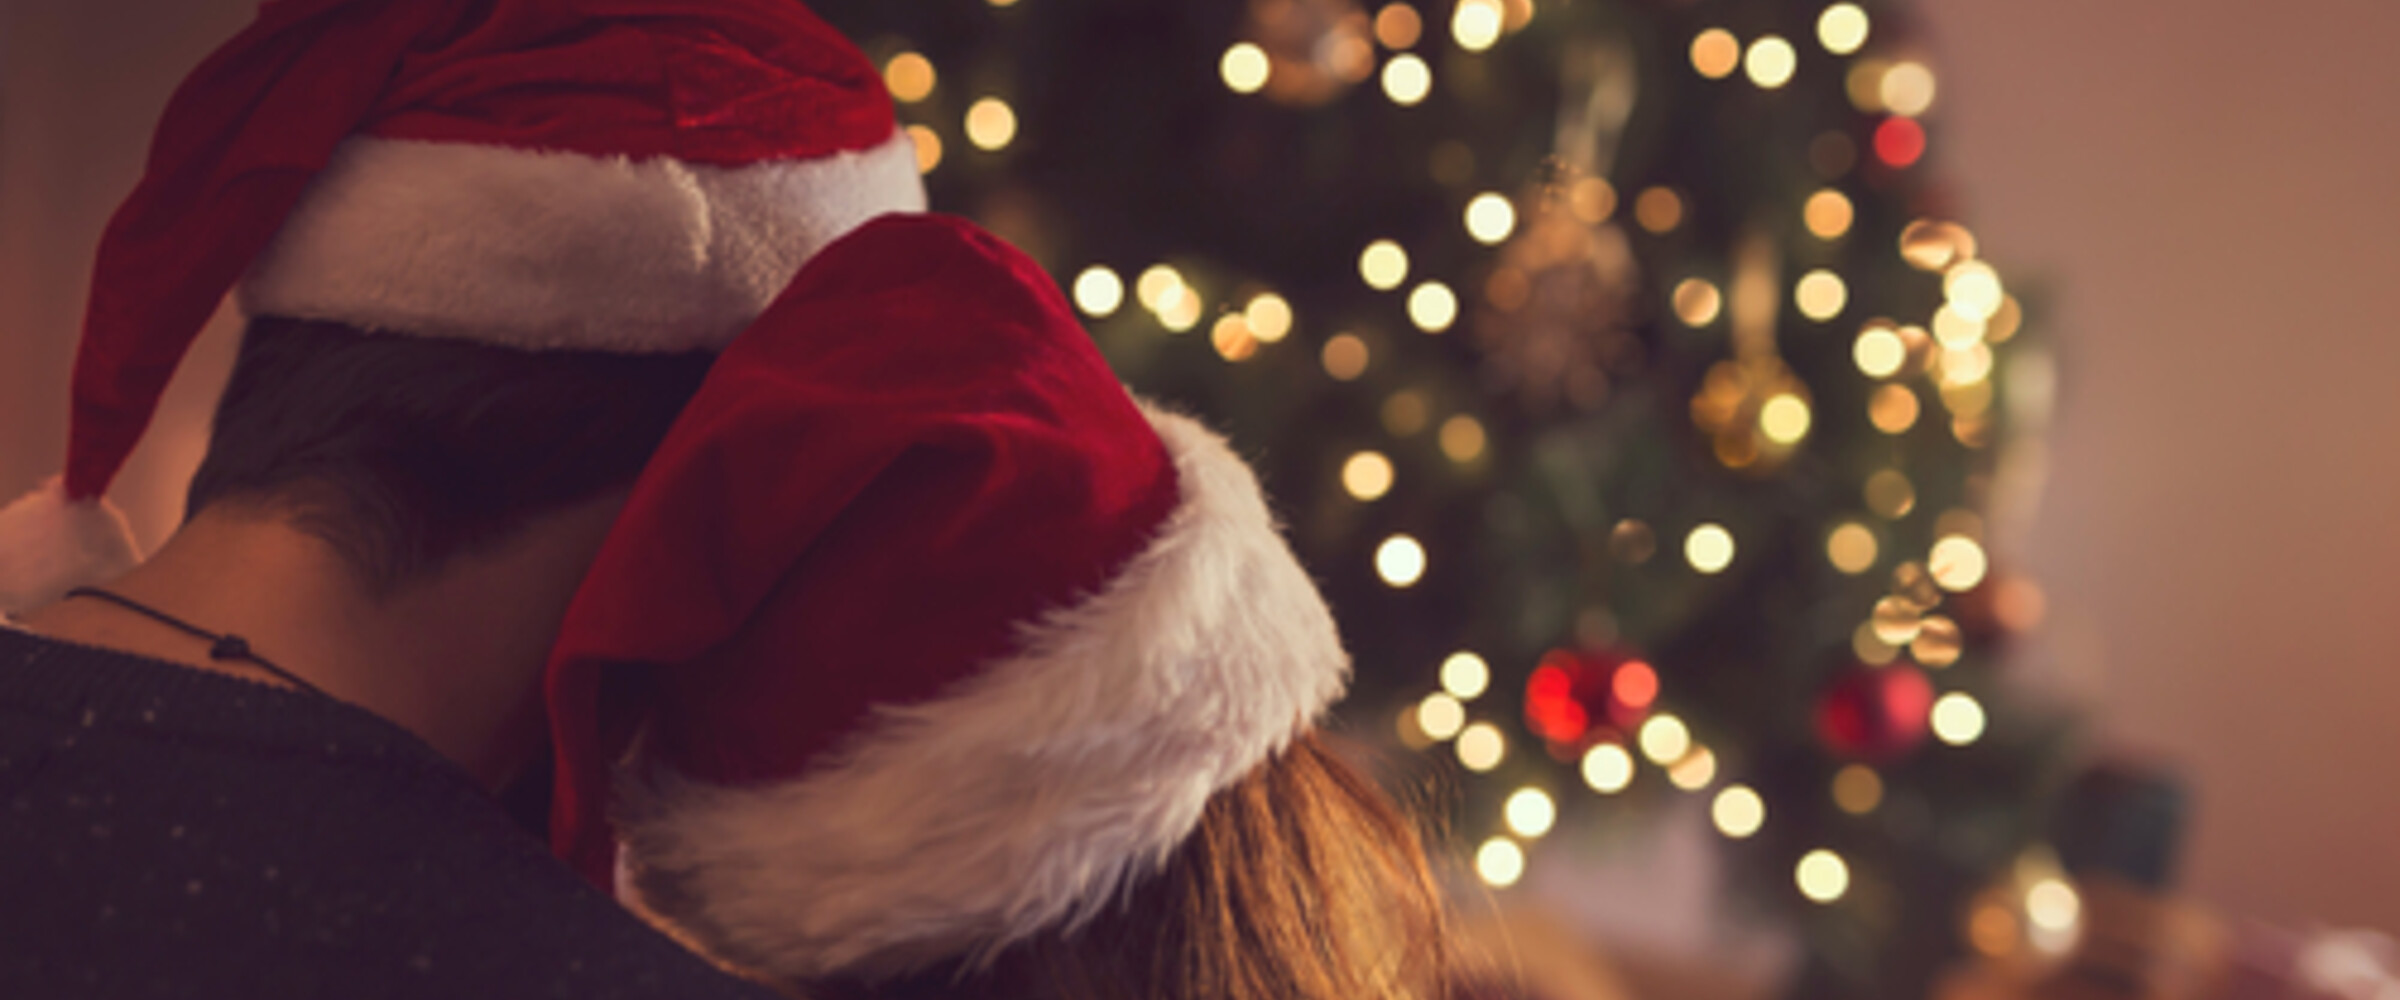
[65, 0, 894, 499]
[543, 215, 1181, 886]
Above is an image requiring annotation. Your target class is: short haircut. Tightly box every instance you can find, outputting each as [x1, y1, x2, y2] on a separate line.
[187, 316, 714, 593]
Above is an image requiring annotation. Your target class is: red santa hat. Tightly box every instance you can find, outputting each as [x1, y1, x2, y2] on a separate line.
[552, 213, 1348, 981]
[0, 0, 1351, 983]
[0, 0, 922, 611]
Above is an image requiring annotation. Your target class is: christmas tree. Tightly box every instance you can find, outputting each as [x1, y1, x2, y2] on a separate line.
[812, 0, 2073, 996]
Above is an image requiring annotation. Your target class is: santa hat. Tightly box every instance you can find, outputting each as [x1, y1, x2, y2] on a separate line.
[551, 213, 1348, 980]
[0, 0, 922, 612]
[2, 0, 1351, 983]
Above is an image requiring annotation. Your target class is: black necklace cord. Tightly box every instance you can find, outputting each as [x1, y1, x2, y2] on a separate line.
[63, 586, 332, 700]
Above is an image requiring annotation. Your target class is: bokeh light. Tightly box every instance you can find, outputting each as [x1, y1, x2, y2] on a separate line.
[1930, 536, 1990, 591]
[1691, 28, 1740, 79]
[1376, 534, 1427, 586]
[1342, 451, 1395, 501]
[1457, 721, 1506, 770]
[1833, 764, 1884, 814]
[1409, 282, 1459, 332]
[1634, 187, 1684, 233]
[1685, 524, 1736, 574]
[1828, 522, 1879, 574]
[1322, 334, 1370, 380]
[1745, 35, 1797, 89]
[906, 124, 943, 174]
[1442, 652, 1491, 700]
[1440, 414, 1488, 462]
[1383, 54, 1433, 105]
[1674, 278, 1724, 327]
[1931, 692, 1987, 745]
[1880, 61, 1937, 117]
[1417, 692, 1465, 740]
[884, 52, 937, 103]
[964, 97, 1017, 150]
[1854, 324, 1907, 378]
[1464, 192, 1517, 244]
[1760, 394, 1812, 445]
[1817, 3, 1870, 55]
[1451, 0, 1504, 52]
[1505, 787, 1556, 837]
[1795, 270, 1848, 321]
[1374, 3, 1424, 49]
[1220, 42, 1270, 94]
[1072, 266, 1123, 317]
[1797, 850, 1851, 903]
[1639, 713, 1692, 764]
[1360, 240, 1410, 289]
[1244, 293, 1294, 342]
[1805, 188, 1855, 239]
[1476, 837, 1525, 887]
[1713, 785, 1766, 838]
[1582, 743, 1635, 793]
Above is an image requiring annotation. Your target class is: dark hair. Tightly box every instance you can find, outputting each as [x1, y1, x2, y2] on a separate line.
[823, 733, 1461, 1000]
[187, 316, 714, 592]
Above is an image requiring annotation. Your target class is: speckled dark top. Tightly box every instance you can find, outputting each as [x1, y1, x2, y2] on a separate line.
[0, 626, 784, 1000]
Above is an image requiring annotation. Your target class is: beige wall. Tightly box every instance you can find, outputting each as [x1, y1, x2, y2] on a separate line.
[3, 0, 2394, 933]
[1922, 1, 2400, 930]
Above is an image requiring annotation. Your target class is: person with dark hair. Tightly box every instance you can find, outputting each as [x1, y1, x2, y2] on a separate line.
[0, 0, 922, 995]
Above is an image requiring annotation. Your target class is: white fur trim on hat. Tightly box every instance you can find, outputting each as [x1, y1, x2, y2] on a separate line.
[0, 478, 141, 616]
[239, 130, 926, 352]
[611, 404, 1350, 983]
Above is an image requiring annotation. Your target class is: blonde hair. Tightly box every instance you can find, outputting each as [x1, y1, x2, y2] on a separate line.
[815, 732, 1457, 1000]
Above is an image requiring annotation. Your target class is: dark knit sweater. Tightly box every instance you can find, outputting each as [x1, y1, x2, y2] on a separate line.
[0, 626, 784, 1000]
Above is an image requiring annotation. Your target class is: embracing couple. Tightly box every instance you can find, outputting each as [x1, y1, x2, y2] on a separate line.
[0, 1, 1456, 998]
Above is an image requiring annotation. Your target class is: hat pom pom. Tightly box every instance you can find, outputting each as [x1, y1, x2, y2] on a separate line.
[0, 478, 141, 616]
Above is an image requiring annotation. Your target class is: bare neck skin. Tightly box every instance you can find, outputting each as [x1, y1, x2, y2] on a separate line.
[15, 496, 625, 790]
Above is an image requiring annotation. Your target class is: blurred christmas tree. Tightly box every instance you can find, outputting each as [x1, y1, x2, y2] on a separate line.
[813, 0, 2074, 996]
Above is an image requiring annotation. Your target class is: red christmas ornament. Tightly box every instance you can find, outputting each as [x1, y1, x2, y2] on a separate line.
[1814, 663, 1935, 761]
[1525, 647, 1658, 754]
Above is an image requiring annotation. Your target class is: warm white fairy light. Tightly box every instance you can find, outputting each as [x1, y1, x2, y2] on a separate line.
[1417, 692, 1466, 740]
[1220, 42, 1271, 94]
[1072, 266, 1123, 317]
[1360, 240, 1410, 290]
[1382, 54, 1433, 105]
[1504, 787, 1556, 837]
[1712, 785, 1766, 838]
[1464, 192, 1516, 244]
[1407, 282, 1459, 332]
[1638, 713, 1692, 764]
[1760, 394, 1812, 445]
[1341, 451, 1395, 501]
[1744, 36, 1797, 89]
[1581, 743, 1634, 793]
[963, 97, 1017, 151]
[1441, 652, 1491, 700]
[1451, 0, 1504, 52]
[883, 52, 937, 103]
[1929, 536, 1990, 591]
[1376, 534, 1427, 586]
[1817, 4, 1870, 55]
[1244, 293, 1294, 342]
[1685, 524, 1736, 574]
[1795, 269, 1848, 321]
[1945, 261, 2005, 321]
[1475, 837, 1526, 886]
[1457, 721, 1505, 771]
[1796, 849, 1851, 902]
[1931, 692, 1987, 746]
